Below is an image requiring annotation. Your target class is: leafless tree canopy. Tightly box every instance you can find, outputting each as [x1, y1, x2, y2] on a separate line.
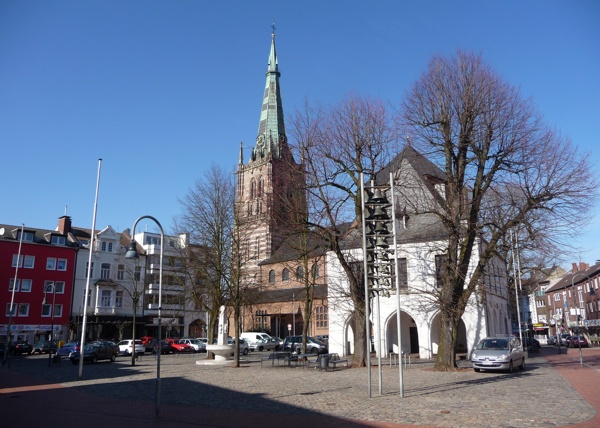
[399, 50, 597, 369]
[290, 94, 400, 366]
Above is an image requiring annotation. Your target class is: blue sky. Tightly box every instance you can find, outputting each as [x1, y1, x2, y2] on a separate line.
[1, 1, 598, 267]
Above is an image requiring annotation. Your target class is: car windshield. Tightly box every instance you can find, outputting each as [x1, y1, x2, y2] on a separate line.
[477, 339, 509, 350]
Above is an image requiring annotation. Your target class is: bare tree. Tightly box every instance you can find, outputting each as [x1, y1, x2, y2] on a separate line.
[399, 50, 597, 370]
[175, 165, 235, 361]
[290, 94, 399, 367]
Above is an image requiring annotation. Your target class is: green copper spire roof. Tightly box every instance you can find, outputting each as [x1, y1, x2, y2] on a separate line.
[251, 30, 288, 161]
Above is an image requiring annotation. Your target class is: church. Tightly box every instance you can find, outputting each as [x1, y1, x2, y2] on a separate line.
[232, 31, 511, 360]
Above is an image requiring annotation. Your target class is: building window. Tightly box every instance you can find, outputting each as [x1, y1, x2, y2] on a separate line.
[18, 303, 29, 317]
[83, 289, 91, 307]
[54, 281, 65, 293]
[115, 291, 123, 308]
[16, 231, 34, 242]
[268, 270, 276, 283]
[24, 255, 35, 268]
[46, 258, 57, 270]
[108, 242, 113, 252]
[282, 268, 290, 282]
[51, 235, 66, 245]
[101, 241, 107, 251]
[6, 304, 17, 316]
[117, 265, 125, 280]
[101, 263, 111, 280]
[57, 259, 67, 271]
[554, 293, 561, 301]
[9, 279, 19, 292]
[397, 258, 408, 289]
[296, 266, 304, 280]
[20, 279, 32, 292]
[41, 304, 52, 317]
[316, 306, 328, 328]
[435, 255, 447, 288]
[311, 263, 320, 279]
[101, 290, 112, 307]
[85, 262, 94, 279]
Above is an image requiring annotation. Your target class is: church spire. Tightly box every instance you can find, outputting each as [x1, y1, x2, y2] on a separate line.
[252, 27, 289, 162]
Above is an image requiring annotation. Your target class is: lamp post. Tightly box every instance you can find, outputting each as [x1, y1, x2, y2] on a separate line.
[571, 272, 590, 367]
[126, 215, 163, 418]
[43, 282, 57, 367]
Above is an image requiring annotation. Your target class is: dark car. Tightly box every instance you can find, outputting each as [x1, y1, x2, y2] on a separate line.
[32, 341, 58, 354]
[152, 339, 175, 354]
[57, 341, 80, 357]
[570, 335, 589, 348]
[69, 342, 118, 364]
[9, 341, 33, 355]
[283, 336, 328, 354]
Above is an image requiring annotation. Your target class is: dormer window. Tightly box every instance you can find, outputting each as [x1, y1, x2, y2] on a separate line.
[51, 235, 66, 246]
[16, 230, 34, 242]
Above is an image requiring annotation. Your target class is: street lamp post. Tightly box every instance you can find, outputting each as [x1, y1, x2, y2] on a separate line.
[43, 282, 57, 367]
[571, 272, 590, 367]
[126, 215, 163, 418]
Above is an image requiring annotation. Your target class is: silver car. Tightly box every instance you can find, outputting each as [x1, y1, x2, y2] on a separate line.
[471, 336, 525, 372]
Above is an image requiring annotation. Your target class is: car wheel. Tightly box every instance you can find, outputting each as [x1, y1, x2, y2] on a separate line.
[508, 360, 513, 373]
[311, 348, 319, 355]
[71, 359, 77, 365]
[474, 368, 480, 372]
[110, 354, 116, 362]
[243, 348, 249, 356]
[258, 346, 264, 352]
[92, 356, 98, 364]
[519, 357, 525, 371]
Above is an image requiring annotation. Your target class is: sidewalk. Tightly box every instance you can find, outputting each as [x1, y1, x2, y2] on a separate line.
[1, 346, 599, 427]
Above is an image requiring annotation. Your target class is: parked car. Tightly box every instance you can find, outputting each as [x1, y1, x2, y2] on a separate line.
[282, 335, 329, 354]
[9, 341, 33, 355]
[57, 341, 80, 357]
[32, 341, 58, 354]
[179, 338, 206, 353]
[140, 336, 155, 351]
[547, 335, 556, 345]
[117, 339, 145, 355]
[570, 335, 589, 348]
[240, 332, 277, 351]
[524, 337, 541, 352]
[471, 336, 525, 372]
[69, 342, 118, 364]
[152, 339, 175, 354]
[92, 340, 120, 355]
[228, 338, 249, 355]
[559, 333, 571, 346]
[165, 338, 194, 353]
[316, 334, 329, 344]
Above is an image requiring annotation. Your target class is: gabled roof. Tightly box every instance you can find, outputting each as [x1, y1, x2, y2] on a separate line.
[545, 262, 600, 293]
[0, 223, 79, 247]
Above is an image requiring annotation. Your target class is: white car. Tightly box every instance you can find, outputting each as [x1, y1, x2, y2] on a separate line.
[117, 339, 145, 356]
[179, 338, 206, 353]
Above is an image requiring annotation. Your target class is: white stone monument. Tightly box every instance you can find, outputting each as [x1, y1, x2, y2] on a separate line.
[198, 305, 233, 365]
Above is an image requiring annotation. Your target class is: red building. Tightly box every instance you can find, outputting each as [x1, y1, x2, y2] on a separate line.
[0, 222, 77, 346]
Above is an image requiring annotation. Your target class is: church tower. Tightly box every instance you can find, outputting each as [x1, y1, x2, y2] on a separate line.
[235, 30, 306, 284]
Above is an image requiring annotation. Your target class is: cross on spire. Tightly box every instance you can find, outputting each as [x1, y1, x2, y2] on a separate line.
[271, 21, 276, 34]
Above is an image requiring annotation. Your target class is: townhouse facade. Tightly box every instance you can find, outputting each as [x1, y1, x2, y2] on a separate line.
[0, 222, 77, 345]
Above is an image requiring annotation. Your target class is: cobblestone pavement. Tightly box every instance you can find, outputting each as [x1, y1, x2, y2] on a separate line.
[1, 345, 598, 427]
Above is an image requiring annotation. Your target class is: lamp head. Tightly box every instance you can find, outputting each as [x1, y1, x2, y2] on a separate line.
[125, 240, 140, 259]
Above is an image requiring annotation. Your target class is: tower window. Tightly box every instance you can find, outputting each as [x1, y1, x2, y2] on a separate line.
[268, 270, 276, 283]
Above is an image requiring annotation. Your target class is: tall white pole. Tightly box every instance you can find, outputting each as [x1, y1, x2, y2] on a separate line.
[360, 173, 372, 397]
[2, 224, 24, 366]
[78, 159, 102, 380]
[390, 173, 404, 397]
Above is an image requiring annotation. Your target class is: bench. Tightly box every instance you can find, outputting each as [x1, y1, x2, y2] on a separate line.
[327, 353, 348, 371]
[261, 351, 291, 367]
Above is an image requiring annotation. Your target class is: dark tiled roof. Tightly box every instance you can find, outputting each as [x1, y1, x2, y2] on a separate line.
[0, 223, 79, 247]
[545, 262, 600, 293]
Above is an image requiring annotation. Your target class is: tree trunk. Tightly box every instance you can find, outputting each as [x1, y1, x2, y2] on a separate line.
[435, 310, 459, 370]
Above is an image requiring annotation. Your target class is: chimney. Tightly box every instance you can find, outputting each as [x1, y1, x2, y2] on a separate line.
[57, 216, 72, 235]
[572, 263, 579, 272]
[580, 262, 589, 271]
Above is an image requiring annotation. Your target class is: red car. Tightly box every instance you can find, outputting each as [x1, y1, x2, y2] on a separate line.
[165, 338, 193, 353]
[570, 335, 589, 348]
